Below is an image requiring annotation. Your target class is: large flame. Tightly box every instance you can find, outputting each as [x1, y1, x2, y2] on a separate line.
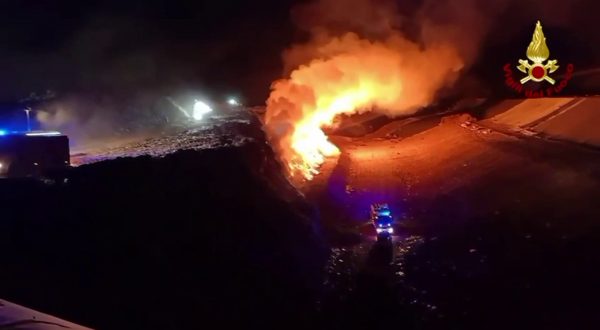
[265, 33, 463, 180]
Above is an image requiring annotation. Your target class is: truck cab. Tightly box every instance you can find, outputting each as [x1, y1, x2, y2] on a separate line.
[370, 203, 394, 240]
[0, 131, 69, 178]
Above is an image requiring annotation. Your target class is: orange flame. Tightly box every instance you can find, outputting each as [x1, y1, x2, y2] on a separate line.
[265, 33, 463, 180]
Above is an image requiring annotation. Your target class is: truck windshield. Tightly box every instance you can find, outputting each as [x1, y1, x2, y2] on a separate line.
[376, 215, 392, 224]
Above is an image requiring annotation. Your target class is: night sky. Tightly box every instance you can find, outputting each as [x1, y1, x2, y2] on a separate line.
[0, 0, 599, 110]
[0, 0, 299, 106]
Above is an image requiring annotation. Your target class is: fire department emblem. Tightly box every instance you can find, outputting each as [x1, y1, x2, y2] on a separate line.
[517, 20, 559, 84]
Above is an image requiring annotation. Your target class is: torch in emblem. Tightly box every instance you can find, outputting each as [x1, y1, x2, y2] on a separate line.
[517, 20, 559, 84]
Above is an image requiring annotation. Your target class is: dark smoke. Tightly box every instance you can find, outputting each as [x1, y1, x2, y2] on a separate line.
[263, 0, 600, 176]
[2, 0, 600, 147]
[0, 1, 296, 146]
[286, 0, 594, 77]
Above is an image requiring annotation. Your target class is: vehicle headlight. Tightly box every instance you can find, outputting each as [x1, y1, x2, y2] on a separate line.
[192, 100, 213, 120]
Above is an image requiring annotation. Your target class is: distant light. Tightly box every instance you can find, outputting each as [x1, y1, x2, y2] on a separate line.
[25, 131, 61, 137]
[227, 98, 240, 106]
[0, 130, 6, 136]
[192, 100, 213, 120]
[0, 163, 3, 169]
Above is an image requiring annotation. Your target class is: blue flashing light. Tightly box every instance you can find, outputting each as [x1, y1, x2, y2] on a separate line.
[378, 210, 391, 216]
[0, 129, 7, 136]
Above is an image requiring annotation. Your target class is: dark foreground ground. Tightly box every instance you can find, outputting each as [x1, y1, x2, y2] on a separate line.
[0, 114, 327, 329]
[1, 109, 600, 329]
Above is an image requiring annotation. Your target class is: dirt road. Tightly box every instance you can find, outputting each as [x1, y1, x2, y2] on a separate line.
[308, 114, 600, 329]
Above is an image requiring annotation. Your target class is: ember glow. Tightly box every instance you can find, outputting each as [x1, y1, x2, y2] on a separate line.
[265, 33, 463, 179]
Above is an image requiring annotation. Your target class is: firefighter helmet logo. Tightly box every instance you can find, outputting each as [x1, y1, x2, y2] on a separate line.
[517, 20, 559, 84]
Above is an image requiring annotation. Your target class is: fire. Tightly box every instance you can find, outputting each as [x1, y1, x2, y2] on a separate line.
[265, 32, 463, 180]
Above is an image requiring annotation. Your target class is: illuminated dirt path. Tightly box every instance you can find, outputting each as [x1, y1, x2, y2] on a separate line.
[305, 114, 600, 233]
[306, 113, 600, 327]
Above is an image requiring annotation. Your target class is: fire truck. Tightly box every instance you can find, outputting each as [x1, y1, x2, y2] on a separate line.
[370, 203, 394, 240]
[0, 131, 70, 178]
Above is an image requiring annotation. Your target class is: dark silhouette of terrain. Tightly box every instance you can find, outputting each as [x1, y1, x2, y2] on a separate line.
[0, 130, 327, 329]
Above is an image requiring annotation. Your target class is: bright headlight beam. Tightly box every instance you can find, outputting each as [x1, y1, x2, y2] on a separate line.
[227, 98, 239, 106]
[192, 100, 213, 121]
[166, 97, 191, 118]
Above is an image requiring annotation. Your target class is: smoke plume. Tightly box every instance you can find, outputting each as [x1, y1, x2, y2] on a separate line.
[265, 0, 465, 179]
[264, 0, 589, 179]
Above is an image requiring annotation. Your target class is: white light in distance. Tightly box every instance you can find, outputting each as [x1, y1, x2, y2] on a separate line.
[192, 100, 213, 120]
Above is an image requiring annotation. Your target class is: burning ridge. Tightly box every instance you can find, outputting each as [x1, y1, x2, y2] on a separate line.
[264, 0, 464, 180]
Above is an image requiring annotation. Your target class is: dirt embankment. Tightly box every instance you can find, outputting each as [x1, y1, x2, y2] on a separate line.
[0, 119, 327, 329]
